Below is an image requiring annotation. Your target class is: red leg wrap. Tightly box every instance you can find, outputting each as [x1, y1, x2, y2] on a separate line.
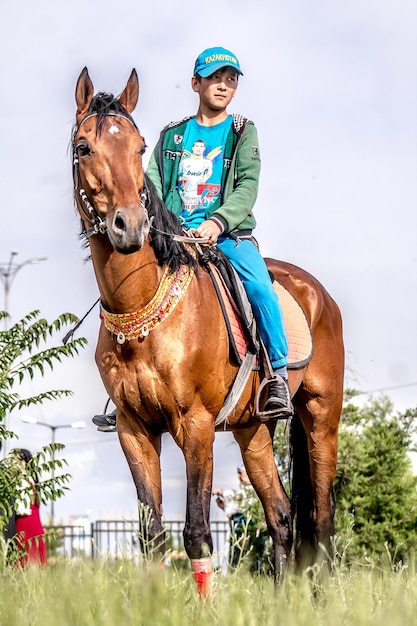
[190, 557, 213, 597]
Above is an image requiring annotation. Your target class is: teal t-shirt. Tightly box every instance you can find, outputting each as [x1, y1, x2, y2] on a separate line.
[177, 116, 233, 229]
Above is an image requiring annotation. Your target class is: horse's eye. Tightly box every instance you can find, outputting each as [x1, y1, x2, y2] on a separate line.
[77, 142, 91, 157]
[140, 139, 147, 156]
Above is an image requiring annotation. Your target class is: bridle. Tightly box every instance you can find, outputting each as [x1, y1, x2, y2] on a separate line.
[72, 111, 150, 239]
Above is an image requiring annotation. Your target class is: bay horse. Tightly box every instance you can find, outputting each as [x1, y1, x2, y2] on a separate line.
[72, 67, 344, 591]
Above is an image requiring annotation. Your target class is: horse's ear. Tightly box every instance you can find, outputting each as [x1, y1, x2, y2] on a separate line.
[75, 67, 94, 124]
[119, 69, 139, 114]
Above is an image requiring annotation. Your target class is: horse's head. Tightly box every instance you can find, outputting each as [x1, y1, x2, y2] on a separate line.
[73, 67, 150, 254]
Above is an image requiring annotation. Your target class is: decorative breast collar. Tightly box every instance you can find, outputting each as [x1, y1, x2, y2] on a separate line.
[101, 262, 195, 344]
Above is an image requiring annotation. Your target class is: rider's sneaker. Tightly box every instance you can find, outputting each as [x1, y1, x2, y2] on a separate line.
[92, 409, 117, 432]
[262, 376, 293, 419]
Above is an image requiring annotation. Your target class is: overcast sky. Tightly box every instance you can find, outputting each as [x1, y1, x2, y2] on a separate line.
[0, 0, 416, 524]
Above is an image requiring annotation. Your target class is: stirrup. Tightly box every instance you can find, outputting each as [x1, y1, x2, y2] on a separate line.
[256, 376, 293, 422]
[92, 399, 117, 432]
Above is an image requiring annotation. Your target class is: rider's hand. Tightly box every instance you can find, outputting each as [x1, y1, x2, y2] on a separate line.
[194, 219, 221, 244]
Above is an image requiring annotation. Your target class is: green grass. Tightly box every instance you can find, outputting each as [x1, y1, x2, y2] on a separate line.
[1, 557, 416, 626]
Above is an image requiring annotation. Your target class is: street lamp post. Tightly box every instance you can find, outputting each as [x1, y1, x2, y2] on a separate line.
[21, 417, 86, 524]
[0, 251, 47, 458]
[0, 250, 47, 330]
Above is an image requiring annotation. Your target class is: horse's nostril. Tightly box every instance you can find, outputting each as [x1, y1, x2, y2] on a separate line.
[114, 212, 126, 232]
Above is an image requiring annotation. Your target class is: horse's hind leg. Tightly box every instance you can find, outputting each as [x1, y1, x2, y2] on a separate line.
[117, 414, 165, 559]
[293, 378, 342, 571]
[234, 423, 292, 583]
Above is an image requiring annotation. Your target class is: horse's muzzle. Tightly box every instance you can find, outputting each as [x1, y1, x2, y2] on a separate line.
[107, 206, 150, 254]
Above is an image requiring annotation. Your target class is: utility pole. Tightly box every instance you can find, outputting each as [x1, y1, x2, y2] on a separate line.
[0, 251, 47, 456]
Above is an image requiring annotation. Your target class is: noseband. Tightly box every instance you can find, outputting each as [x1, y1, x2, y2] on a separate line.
[72, 111, 149, 238]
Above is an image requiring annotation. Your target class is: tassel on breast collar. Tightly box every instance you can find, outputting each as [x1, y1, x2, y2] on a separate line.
[101, 261, 194, 343]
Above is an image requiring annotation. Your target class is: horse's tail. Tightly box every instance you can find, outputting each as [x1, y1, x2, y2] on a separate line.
[289, 411, 315, 568]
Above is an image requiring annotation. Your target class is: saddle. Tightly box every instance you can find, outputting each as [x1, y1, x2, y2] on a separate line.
[196, 245, 313, 425]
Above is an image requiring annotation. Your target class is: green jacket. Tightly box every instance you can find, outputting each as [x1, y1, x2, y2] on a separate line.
[146, 114, 260, 234]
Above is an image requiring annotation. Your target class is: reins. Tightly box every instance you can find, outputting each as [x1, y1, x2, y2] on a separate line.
[149, 224, 210, 245]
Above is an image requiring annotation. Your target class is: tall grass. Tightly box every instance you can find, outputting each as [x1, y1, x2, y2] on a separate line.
[1, 555, 416, 626]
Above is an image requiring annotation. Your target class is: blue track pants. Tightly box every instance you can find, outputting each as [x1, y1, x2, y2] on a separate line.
[217, 237, 288, 369]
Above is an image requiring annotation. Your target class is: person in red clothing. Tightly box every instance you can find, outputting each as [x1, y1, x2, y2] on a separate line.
[14, 449, 47, 566]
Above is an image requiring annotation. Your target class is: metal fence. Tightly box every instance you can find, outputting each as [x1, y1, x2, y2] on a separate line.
[45, 519, 229, 565]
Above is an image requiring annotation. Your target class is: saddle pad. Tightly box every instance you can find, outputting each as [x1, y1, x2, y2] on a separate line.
[273, 281, 313, 369]
[216, 276, 313, 370]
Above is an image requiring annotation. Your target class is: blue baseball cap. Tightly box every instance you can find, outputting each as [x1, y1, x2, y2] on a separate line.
[193, 46, 243, 78]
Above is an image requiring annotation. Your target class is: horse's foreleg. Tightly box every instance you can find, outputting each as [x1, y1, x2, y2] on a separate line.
[177, 413, 215, 596]
[234, 423, 292, 583]
[117, 415, 165, 560]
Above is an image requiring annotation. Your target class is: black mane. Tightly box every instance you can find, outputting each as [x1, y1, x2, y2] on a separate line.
[145, 173, 198, 273]
[88, 92, 138, 134]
